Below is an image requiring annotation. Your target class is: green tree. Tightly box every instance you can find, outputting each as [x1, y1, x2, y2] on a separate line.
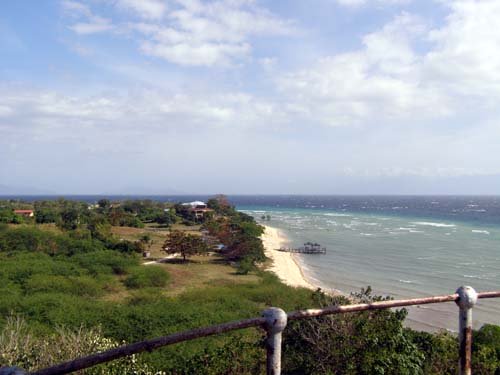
[0, 209, 23, 224]
[207, 194, 233, 215]
[138, 234, 154, 252]
[97, 198, 111, 209]
[58, 208, 80, 231]
[34, 207, 59, 224]
[86, 212, 111, 240]
[163, 231, 209, 261]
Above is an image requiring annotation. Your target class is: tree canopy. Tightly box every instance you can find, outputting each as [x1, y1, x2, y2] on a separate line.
[163, 231, 209, 261]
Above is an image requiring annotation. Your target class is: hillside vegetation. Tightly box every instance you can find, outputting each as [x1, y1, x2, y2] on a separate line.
[0, 197, 499, 374]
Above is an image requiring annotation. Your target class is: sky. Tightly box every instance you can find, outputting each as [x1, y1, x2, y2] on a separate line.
[1, 0, 500, 195]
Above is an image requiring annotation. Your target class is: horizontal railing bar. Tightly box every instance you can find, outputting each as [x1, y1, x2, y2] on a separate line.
[31, 290, 500, 375]
[288, 291, 500, 321]
[288, 293, 458, 320]
[476, 291, 500, 299]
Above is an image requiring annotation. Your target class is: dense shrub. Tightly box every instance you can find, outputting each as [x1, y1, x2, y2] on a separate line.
[0, 208, 24, 224]
[124, 266, 170, 289]
[0, 227, 104, 256]
[0, 316, 154, 374]
[72, 250, 137, 275]
[283, 288, 424, 375]
[24, 275, 103, 297]
[160, 337, 265, 375]
[104, 238, 143, 254]
[0, 253, 83, 285]
[473, 324, 500, 374]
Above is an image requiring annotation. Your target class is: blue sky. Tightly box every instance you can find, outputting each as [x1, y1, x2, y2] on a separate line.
[1, 0, 500, 194]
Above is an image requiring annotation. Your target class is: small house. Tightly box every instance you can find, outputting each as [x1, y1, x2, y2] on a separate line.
[14, 210, 34, 218]
[181, 201, 213, 219]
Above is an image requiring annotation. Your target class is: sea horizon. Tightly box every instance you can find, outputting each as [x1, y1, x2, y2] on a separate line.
[237, 195, 500, 332]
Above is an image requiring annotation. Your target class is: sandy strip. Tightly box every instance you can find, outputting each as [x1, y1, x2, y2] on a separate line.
[143, 253, 179, 265]
[261, 225, 316, 290]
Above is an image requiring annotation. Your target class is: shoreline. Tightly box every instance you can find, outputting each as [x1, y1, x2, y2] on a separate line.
[260, 224, 453, 332]
[261, 225, 317, 290]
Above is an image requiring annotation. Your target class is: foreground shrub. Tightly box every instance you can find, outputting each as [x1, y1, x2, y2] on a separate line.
[0, 316, 155, 374]
[160, 336, 265, 375]
[283, 288, 424, 375]
[124, 266, 169, 289]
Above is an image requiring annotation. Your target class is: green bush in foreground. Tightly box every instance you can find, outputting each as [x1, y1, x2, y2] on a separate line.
[283, 288, 424, 375]
[0, 316, 155, 374]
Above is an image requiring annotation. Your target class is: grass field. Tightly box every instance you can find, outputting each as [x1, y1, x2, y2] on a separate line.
[111, 223, 202, 259]
[156, 255, 260, 297]
[111, 225, 169, 258]
[98, 255, 261, 302]
[109, 224, 259, 299]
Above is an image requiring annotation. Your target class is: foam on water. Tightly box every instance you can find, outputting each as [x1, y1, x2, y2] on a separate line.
[241, 197, 500, 331]
[412, 221, 456, 228]
[472, 230, 490, 235]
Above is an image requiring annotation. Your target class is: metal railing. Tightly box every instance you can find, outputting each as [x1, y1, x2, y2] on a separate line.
[2, 286, 499, 375]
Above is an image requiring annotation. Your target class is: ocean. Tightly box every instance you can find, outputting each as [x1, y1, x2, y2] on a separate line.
[236, 196, 500, 332]
[3, 194, 499, 331]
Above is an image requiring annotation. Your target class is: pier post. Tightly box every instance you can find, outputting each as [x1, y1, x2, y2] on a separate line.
[455, 286, 478, 375]
[262, 307, 287, 375]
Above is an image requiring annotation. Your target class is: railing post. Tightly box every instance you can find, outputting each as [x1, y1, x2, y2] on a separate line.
[262, 307, 287, 375]
[455, 286, 478, 375]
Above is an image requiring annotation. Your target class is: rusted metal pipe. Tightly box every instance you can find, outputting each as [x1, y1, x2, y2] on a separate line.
[456, 286, 478, 375]
[262, 307, 287, 375]
[476, 290, 500, 299]
[287, 293, 459, 321]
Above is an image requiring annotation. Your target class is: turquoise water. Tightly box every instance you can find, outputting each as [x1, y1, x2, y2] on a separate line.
[241, 206, 500, 332]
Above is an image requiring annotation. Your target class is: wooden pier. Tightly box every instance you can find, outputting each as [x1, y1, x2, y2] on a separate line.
[277, 242, 326, 254]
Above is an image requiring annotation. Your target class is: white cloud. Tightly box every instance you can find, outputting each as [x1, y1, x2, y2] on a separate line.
[140, 40, 250, 66]
[0, 105, 13, 117]
[115, 0, 168, 20]
[424, 0, 500, 99]
[62, 1, 114, 34]
[30, 1, 500, 182]
[131, 0, 296, 66]
[259, 57, 277, 71]
[335, 0, 411, 7]
[61, 0, 92, 17]
[277, 1, 500, 127]
[70, 16, 114, 35]
[0, 85, 282, 134]
[62, 0, 295, 66]
[277, 13, 450, 126]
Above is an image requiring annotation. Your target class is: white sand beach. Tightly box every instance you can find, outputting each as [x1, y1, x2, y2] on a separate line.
[261, 225, 316, 290]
